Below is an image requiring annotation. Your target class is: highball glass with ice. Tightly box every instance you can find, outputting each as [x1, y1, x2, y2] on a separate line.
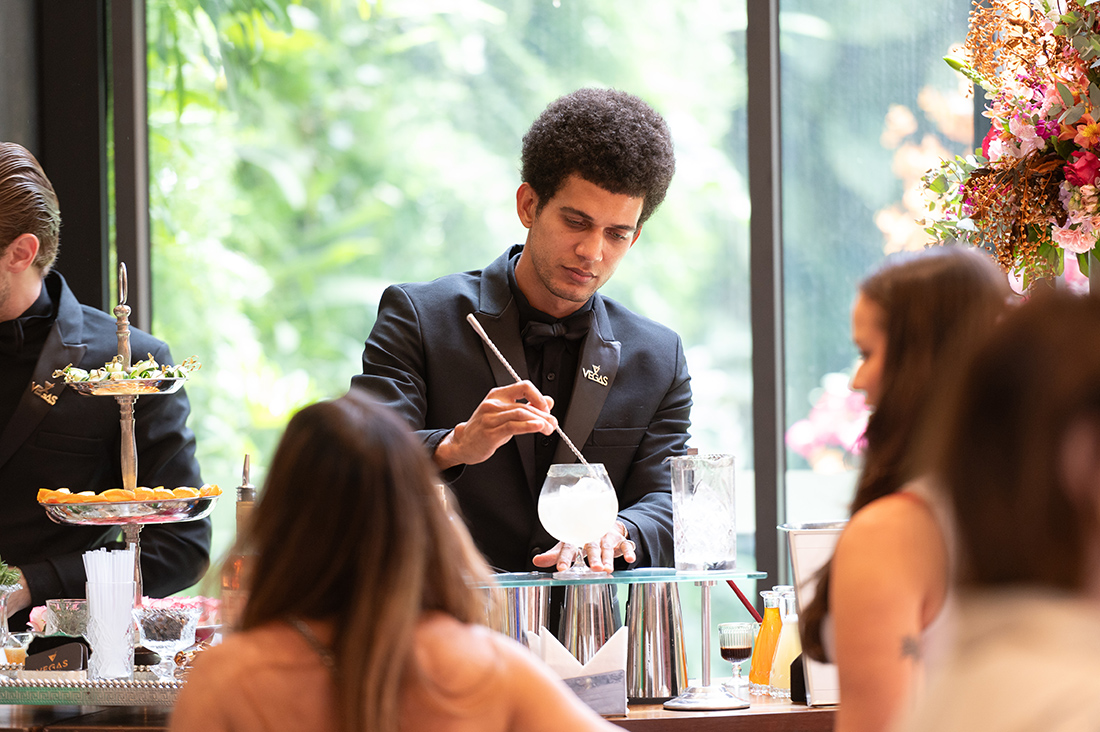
[667, 453, 737, 571]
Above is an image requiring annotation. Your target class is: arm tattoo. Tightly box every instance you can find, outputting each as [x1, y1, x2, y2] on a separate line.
[900, 635, 922, 662]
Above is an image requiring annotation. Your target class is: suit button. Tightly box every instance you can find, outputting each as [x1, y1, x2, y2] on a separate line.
[531, 547, 543, 558]
[546, 372, 556, 381]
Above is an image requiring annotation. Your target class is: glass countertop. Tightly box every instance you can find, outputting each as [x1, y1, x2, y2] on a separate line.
[484, 567, 766, 588]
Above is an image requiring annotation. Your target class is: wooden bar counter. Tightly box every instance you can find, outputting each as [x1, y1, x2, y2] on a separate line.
[1, 695, 834, 731]
[612, 693, 835, 732]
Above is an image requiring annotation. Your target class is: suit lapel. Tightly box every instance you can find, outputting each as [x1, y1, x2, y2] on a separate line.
[476, 303, 529, 387]
[0, 323, 87, 470]
[476, 247, 538, 493]
[553, 299, 619, 464]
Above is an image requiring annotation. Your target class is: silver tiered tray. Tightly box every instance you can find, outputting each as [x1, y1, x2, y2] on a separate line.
[41, 263, 215, 595]
[65, 378, 186, 397]
[15, 264, 215, 707]
[0, 665, 182, 706]
[41, 496, 218, 526]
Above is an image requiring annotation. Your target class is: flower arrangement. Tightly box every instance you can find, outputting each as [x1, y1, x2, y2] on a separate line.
[923, 0, 1100, 287]
[785, 372, 869, 475]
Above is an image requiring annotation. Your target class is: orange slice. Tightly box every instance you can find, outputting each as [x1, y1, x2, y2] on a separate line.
[172, 486, 200, 499]
[39, 488, 75, 504]
[134, 486, 157, 500]
[47, 489, 72, 503]
[75, 491, 108, 503]
[199, 484, 222, 497]
[152, 487, 176, 500]
[101, 489, 136, 502]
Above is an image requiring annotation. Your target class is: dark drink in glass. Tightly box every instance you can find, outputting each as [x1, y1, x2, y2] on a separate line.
[718, 622, 755, 689]
[720, 645, 752, 664]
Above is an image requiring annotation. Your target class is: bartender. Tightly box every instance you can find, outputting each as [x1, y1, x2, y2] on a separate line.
[0, 142, 211, 631]
[352, 88, 692, 574]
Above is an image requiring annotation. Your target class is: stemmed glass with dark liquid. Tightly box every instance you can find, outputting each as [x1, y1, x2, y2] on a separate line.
[718, 622, 754, 690]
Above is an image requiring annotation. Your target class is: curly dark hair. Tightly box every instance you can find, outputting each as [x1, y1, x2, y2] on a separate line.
[521, 88, 675, 227]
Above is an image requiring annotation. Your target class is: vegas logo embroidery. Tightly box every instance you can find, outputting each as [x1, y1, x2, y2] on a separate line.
[32, 381, 59, 405]
[583, 364, 608, 386]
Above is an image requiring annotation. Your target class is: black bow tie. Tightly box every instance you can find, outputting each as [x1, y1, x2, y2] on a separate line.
[522, 311, 592, 348]
[0, 315, 51, 357]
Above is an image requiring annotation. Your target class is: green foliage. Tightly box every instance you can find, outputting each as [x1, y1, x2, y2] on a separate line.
[147, 0, 753, 584]
[922, 151, 988, 243]
[0, 557, 19, 588]
[145, 0, 971, 675]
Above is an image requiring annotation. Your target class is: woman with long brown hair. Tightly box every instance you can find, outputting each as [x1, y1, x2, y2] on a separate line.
[901, 292, 1100, 731]
[799, 246, 1011, 732]
[171, 389, 617, 732]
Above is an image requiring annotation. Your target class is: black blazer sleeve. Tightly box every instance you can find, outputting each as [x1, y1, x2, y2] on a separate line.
[610, 334, 691, 568]
[351, 284, 453, 451]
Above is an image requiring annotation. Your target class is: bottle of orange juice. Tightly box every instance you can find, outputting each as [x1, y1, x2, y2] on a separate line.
[748, 589, 782, 693]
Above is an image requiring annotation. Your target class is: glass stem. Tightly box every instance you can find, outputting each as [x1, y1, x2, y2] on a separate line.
[0, 588, 12, 644]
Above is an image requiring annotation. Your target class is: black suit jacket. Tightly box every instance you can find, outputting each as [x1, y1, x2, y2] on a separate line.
[352, 245, 692, 571]
[0, 273, 211, 626]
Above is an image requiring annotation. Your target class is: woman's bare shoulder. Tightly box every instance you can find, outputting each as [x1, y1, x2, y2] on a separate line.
[843, 490, 941, 546]
[835, 490, 945, 579]
[414, 615, 503, 689]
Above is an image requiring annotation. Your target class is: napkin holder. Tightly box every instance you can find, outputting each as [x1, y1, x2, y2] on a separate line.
[526, 626, 627, 716]
[25, 642, 87, 672]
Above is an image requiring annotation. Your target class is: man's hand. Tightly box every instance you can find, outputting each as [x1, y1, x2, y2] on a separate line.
[532, 522, 636, 573]
[434, 381, 556, 470]
[6, 569, 30, 615]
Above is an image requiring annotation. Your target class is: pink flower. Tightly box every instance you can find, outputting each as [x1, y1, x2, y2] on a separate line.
[1052, 220, 1099, 254]
[981, 124, 1000, 160]
[1010, 116, 1045, 156]
[785, 373, 870, 472]
[1035, 118, 1060, 139]
[1064, 251, 1090, 294]
[1066, 150, 1100, 187]
[27, 605, 47, 633]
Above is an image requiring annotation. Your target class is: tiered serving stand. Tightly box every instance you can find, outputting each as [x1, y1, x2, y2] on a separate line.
[0, 264, 216, 705]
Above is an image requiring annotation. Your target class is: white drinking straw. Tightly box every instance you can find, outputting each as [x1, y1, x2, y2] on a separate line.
[83, 548, 136, 679]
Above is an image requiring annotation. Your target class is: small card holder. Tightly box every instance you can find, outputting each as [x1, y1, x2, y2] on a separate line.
[563, 670, 627, 716]
[25, 642, 87, 671]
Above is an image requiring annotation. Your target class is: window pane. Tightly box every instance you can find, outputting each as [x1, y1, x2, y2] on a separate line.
[779, 2, 972, 524]
[147, 1, 752, 656]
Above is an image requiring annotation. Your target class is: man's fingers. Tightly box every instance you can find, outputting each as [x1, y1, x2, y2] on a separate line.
[558, 543, 580, 571]
[620, 539, 636, 564]
[519, 402, 558, 432]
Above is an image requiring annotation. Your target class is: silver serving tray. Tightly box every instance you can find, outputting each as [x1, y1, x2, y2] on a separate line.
[66, 378, 186, 396]
[40, 496, 218, 525]
[0, 665, 181, 706]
